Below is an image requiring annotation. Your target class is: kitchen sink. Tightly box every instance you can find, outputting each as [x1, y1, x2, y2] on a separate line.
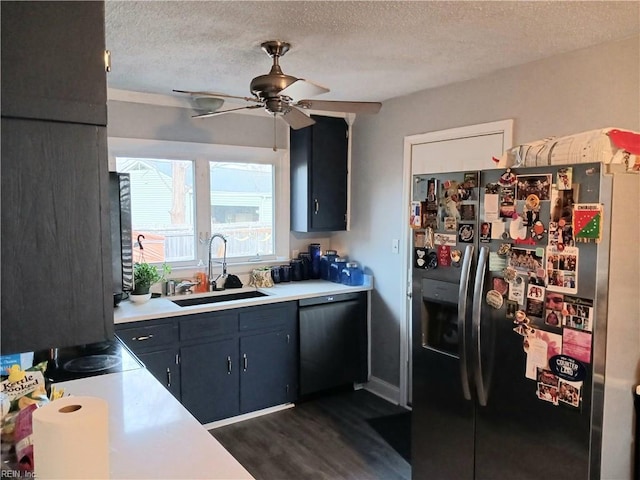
[171, 290, 268, 307]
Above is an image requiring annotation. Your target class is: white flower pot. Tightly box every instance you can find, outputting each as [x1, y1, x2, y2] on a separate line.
[129, 292, 152, 304]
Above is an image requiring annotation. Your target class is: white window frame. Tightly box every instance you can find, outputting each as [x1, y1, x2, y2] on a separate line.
[108, 137, 289, 267]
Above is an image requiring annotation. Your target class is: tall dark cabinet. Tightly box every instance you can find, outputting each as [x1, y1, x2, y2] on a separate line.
[1, 1, 112, 354]
[290, 115, 349, 232]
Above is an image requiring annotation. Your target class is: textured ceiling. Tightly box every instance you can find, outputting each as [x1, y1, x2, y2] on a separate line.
[105, 1, 640, 104]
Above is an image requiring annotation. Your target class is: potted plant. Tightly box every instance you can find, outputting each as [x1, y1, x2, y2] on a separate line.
[131, 262, 171, 303]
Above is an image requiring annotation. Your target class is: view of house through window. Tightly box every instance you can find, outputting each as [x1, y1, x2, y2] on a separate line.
[115, 157, 274, 264]
[116, 157, 195, 263]
[209, 162, 274, 258]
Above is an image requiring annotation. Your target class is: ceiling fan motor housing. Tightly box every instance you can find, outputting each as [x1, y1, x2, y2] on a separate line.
[250, 40, 298, 113]
[250, 72, 298, 101]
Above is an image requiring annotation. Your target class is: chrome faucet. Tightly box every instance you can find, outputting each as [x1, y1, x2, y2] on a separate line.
[208, 233, 228, 291]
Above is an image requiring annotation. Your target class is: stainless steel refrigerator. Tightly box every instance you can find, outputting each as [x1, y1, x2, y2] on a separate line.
[411, 162, 639, 479]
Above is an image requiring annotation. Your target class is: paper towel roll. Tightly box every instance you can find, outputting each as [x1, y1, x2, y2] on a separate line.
[32, 396, 109, 479]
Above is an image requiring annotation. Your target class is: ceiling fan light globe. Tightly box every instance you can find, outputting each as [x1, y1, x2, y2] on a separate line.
[192, 96, 225, 112]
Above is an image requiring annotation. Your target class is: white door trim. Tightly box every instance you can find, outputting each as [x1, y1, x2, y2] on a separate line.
[398, 119, 513, 407]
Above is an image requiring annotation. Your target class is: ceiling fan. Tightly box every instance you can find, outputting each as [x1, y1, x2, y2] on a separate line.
[174, 40, 382, 130]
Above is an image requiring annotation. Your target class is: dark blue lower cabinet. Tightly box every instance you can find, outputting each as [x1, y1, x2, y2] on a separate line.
[179, 301, 298, 424]
[240, 327, 298, 414]
[137, 348, 181, 401]
[181, 337, 240, 424]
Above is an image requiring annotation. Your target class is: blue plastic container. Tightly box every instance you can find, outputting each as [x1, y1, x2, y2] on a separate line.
[341, 262, 364, 286]
[320, 250, 338, 280]
[329, 258, 348, 283]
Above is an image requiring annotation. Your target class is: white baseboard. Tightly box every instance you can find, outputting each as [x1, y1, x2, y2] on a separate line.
[204, 403, 295, 430]
[364, 376, 401, 405]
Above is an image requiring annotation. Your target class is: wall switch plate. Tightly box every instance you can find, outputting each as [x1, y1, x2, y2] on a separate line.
[392, 239, 399, 254]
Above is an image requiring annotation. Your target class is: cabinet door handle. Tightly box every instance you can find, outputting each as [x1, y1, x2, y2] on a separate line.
[314, 199, 319, 215]
[227, 356, 232, 375]
[166, 367, 171, 387]
[243, 353, 248, 372]
[132, 334, 153, 341]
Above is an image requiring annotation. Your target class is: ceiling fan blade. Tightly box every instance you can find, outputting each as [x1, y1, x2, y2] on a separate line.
[280, 79, 329, 101]
[282, 107, 316, 130]
[192, 104, 262, 119]
[173, 89, 259, 103]
[296, 100, 382, 115]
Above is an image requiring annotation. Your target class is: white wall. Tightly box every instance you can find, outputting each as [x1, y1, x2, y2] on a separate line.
[332, 35, 640, 389]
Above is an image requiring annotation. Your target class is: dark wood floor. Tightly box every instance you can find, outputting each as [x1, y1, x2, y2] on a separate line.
[210, 389, 411, 480]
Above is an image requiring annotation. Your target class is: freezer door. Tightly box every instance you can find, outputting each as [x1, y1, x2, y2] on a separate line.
[411, 170, 480, 479]
[473, 164, 600, 479]
[412, 283, 474, 480]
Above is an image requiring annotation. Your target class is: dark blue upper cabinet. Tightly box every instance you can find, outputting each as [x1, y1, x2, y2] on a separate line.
[1, 1, 112, 354]
[1, 1, 107, 126]
[290, 115, 349, 232]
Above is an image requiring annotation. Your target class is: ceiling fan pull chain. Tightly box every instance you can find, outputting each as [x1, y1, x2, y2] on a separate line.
[273, 113, 278, 152]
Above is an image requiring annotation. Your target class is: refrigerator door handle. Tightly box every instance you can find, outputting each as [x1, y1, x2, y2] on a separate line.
[472, 245, 490, 406]
[457, 244, 474, 401]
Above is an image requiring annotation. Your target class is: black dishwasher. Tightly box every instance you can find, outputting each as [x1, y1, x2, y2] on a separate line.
[298, 292, 368, 396]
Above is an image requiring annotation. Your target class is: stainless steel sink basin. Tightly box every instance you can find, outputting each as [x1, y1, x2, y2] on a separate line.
[171, 290, 268, 307]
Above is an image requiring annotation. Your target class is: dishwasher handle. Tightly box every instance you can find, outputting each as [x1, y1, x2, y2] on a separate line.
[298, 292, 362, 307]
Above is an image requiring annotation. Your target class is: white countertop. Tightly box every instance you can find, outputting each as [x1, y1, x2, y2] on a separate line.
[115, 280, 372, 324]
[56, 368, 254, 480]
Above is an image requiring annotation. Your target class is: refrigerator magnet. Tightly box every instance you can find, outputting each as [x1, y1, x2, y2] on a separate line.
[562, 328, 592, 364]
[443, 216, 457, 232]
[536, 382, 559, 406]
[486, 290, 504, 309]
[562, 296, 593, 332]
[414, 248, 427, 268]
[508, 276, 525, 305]
[484, 193, 500, 222]
[513, 310, 534, 336]
[558, 379, 582, 408]
[479, 222, 491, 242]
[524, 337, 547, 379]
[489, 252, 507, 272]
[516, 174, 552, 201]
[545, 246, 578, 294]
[410, 201, 422, 228]
[557, 167, 573, 190]
[573, 203, 603, 243]
[450, 249, 462, 267]
[548, 354, 586, 382]
[437, 245, 451, 267]
[509, 216, 528, 240]
[499, 168, 516, 186]
[499, 186, 516, 218]
[434, 232, 456, 247]
[544, 309, 561, 328]
[426, 178, 438, 204]
[426, 251, 439, 270]
[505, 300, 518, 318]
[497, 243, 511, 256]
[460, 204, 476, 220]
[424, 227, 435, 249]
[463, 172, 478, 188]
[458, 224, 474, 243]
[492, 277, 509, 296]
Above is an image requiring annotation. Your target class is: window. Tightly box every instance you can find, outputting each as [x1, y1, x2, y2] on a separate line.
[113, 142, 283, 266]
[209, 162, 274, 258]
[116, 157, 195, 264]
